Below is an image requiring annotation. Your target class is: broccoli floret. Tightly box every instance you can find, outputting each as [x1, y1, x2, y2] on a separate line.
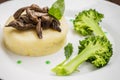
[78, 36, 112, 68]
[52, 9, 113, 76]
[52, 36, 112, 75]
[73, 9, 105, 36]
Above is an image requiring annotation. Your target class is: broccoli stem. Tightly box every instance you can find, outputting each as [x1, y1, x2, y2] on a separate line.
[52, 59, 67, 72]
[57, 44, 101, 75]
[83, 16, 105, 37]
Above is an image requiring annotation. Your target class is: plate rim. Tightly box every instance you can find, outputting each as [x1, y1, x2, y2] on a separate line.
[0, 0, 120, 80]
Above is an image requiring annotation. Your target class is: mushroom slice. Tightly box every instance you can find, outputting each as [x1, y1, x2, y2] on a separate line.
[30, 4, 43, 12]
[41, 16, 53, 29]
[24, 23, 36, 30]
[6, 20, 35, 30]
[19, 14, 32, 24]
[30, 4, 48, 13]
[41, 15, 53, 22]
[51, 19, 61, 32]
[6, 20, 24, 30]
[42, 7, 49, 13]
[26, 8, 39, 24]
[14, 6, 28, 19]
[34, 12, 48, 18]
[36, 19, 42, 38]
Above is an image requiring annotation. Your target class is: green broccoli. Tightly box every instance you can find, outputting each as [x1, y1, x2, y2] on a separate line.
[78, 36, 112, 68]
[52, 43, 73, 74]
[48, 0, 65, 20]
[52, 9, 113, 76]
[73, 9, 105, 36]
[52, 36, 112, 76]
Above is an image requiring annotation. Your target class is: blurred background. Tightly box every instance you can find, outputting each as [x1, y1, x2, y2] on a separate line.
[0, 0, 120, 5]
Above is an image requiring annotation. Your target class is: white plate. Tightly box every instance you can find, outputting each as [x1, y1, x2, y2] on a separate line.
[0, 0, 120, 80]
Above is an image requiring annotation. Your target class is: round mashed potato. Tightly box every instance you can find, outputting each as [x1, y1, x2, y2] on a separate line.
[3, 16, 68, 56]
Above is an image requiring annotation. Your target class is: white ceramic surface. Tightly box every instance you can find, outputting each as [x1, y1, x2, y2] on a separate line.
[0, 0, 120, 80]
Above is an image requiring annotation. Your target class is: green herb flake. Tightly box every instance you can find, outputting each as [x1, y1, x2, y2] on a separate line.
[48, 0, 65, 20]
[104, 32, 108, 34]
[64, 43, 73, 60]
[45, 60, 51, 64]
[17, 60, 22, 64]
[69, 19, 74, 22]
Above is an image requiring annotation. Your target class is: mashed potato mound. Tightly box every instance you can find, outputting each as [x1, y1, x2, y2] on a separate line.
[3, 16, 68, 56]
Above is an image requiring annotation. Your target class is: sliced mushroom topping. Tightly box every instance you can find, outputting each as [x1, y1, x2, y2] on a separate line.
[30, 4, 48, 13]
[42, 7, 49, 13]
[6, 20, 35, 30]
[14, 7, 28, 19]
[30, 4, 43, 12]
[26, 8, 39, 24]
[51, 19, 61, 32]
[41, 15, 53, 22]
[36, 19, 42, 38]
[41, 16, 53, 29]
[6, 20, 24, 29]
[19, 14, 32, 24]
[34, 12, 48, 18]
[6, 4, 61, 39]
[24, 23, 36, 30]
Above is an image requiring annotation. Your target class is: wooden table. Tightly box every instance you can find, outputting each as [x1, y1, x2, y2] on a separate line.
[0, 0, 9, 3]
[0, 0, 120, 5]
[108, 0, 120, 5]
